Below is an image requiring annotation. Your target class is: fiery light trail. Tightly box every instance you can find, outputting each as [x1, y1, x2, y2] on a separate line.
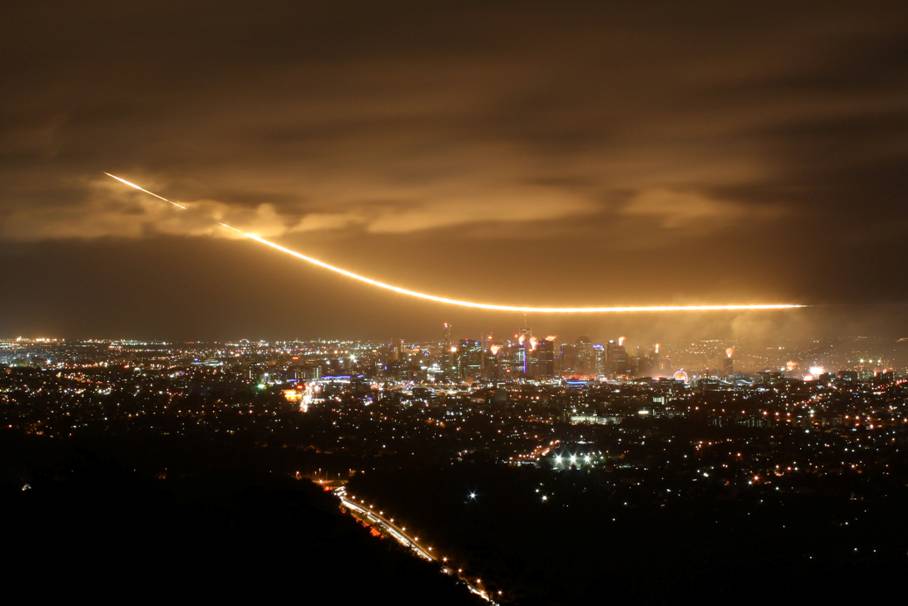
[105, 172, 805, 314]
[104, 172, 187, 209]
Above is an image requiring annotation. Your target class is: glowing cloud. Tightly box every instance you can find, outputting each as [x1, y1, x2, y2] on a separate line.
[105, 173, 805, 314]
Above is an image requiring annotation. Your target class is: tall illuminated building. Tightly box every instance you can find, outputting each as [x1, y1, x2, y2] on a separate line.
[458, 338, 483, 380]
[515, 339, 529, 377]
[593, 343, 606, 375]
[606, 337, 631, 376]
[498, 341, 516, 380]
[442, 322, 453, 350]
[513, 324, 534, 377]
[529, 337, 556, 378]
[722, 347, 734, 376]
[484, 343, 503, 381]
[574, 336, 596, 375]
[441, 323, 458, 379]
[560, 341, 577, 375]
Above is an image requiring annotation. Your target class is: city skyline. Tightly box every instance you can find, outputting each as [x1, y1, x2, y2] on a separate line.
[6, 326, 904, 380]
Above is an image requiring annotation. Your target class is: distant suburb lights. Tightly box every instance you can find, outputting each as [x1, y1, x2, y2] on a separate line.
[104, 173, 805, 315]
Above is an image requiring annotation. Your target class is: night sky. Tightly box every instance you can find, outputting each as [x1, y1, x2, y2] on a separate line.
[3, 2, 908, 340]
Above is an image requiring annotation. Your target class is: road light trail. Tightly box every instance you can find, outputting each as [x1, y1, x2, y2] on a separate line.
[335, 486, 497, 604]
[105, 172, 805, 314]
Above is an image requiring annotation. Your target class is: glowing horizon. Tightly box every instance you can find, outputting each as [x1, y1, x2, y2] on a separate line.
[105, 172, 805, 314]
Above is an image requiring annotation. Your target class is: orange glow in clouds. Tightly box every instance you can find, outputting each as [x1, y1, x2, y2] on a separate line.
[105, 173, 806, 314]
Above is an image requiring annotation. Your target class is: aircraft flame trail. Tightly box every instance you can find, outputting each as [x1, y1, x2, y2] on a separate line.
[104, 172, 805, 314]
[104, 173, 188, 209]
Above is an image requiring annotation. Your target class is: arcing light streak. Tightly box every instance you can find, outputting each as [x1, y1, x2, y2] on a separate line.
[105, 173, 805, 314]
[225, 233, 802, 313]
[104, 172, 187, 209]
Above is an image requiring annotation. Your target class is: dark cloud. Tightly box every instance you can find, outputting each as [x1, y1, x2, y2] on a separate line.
[2, 1, 907, 338]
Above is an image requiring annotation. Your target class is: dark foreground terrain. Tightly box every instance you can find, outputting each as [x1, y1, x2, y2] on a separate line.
[350, 462, 908, 604]
[3, 433, 473, 605]
[7, 430, 905, 605]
